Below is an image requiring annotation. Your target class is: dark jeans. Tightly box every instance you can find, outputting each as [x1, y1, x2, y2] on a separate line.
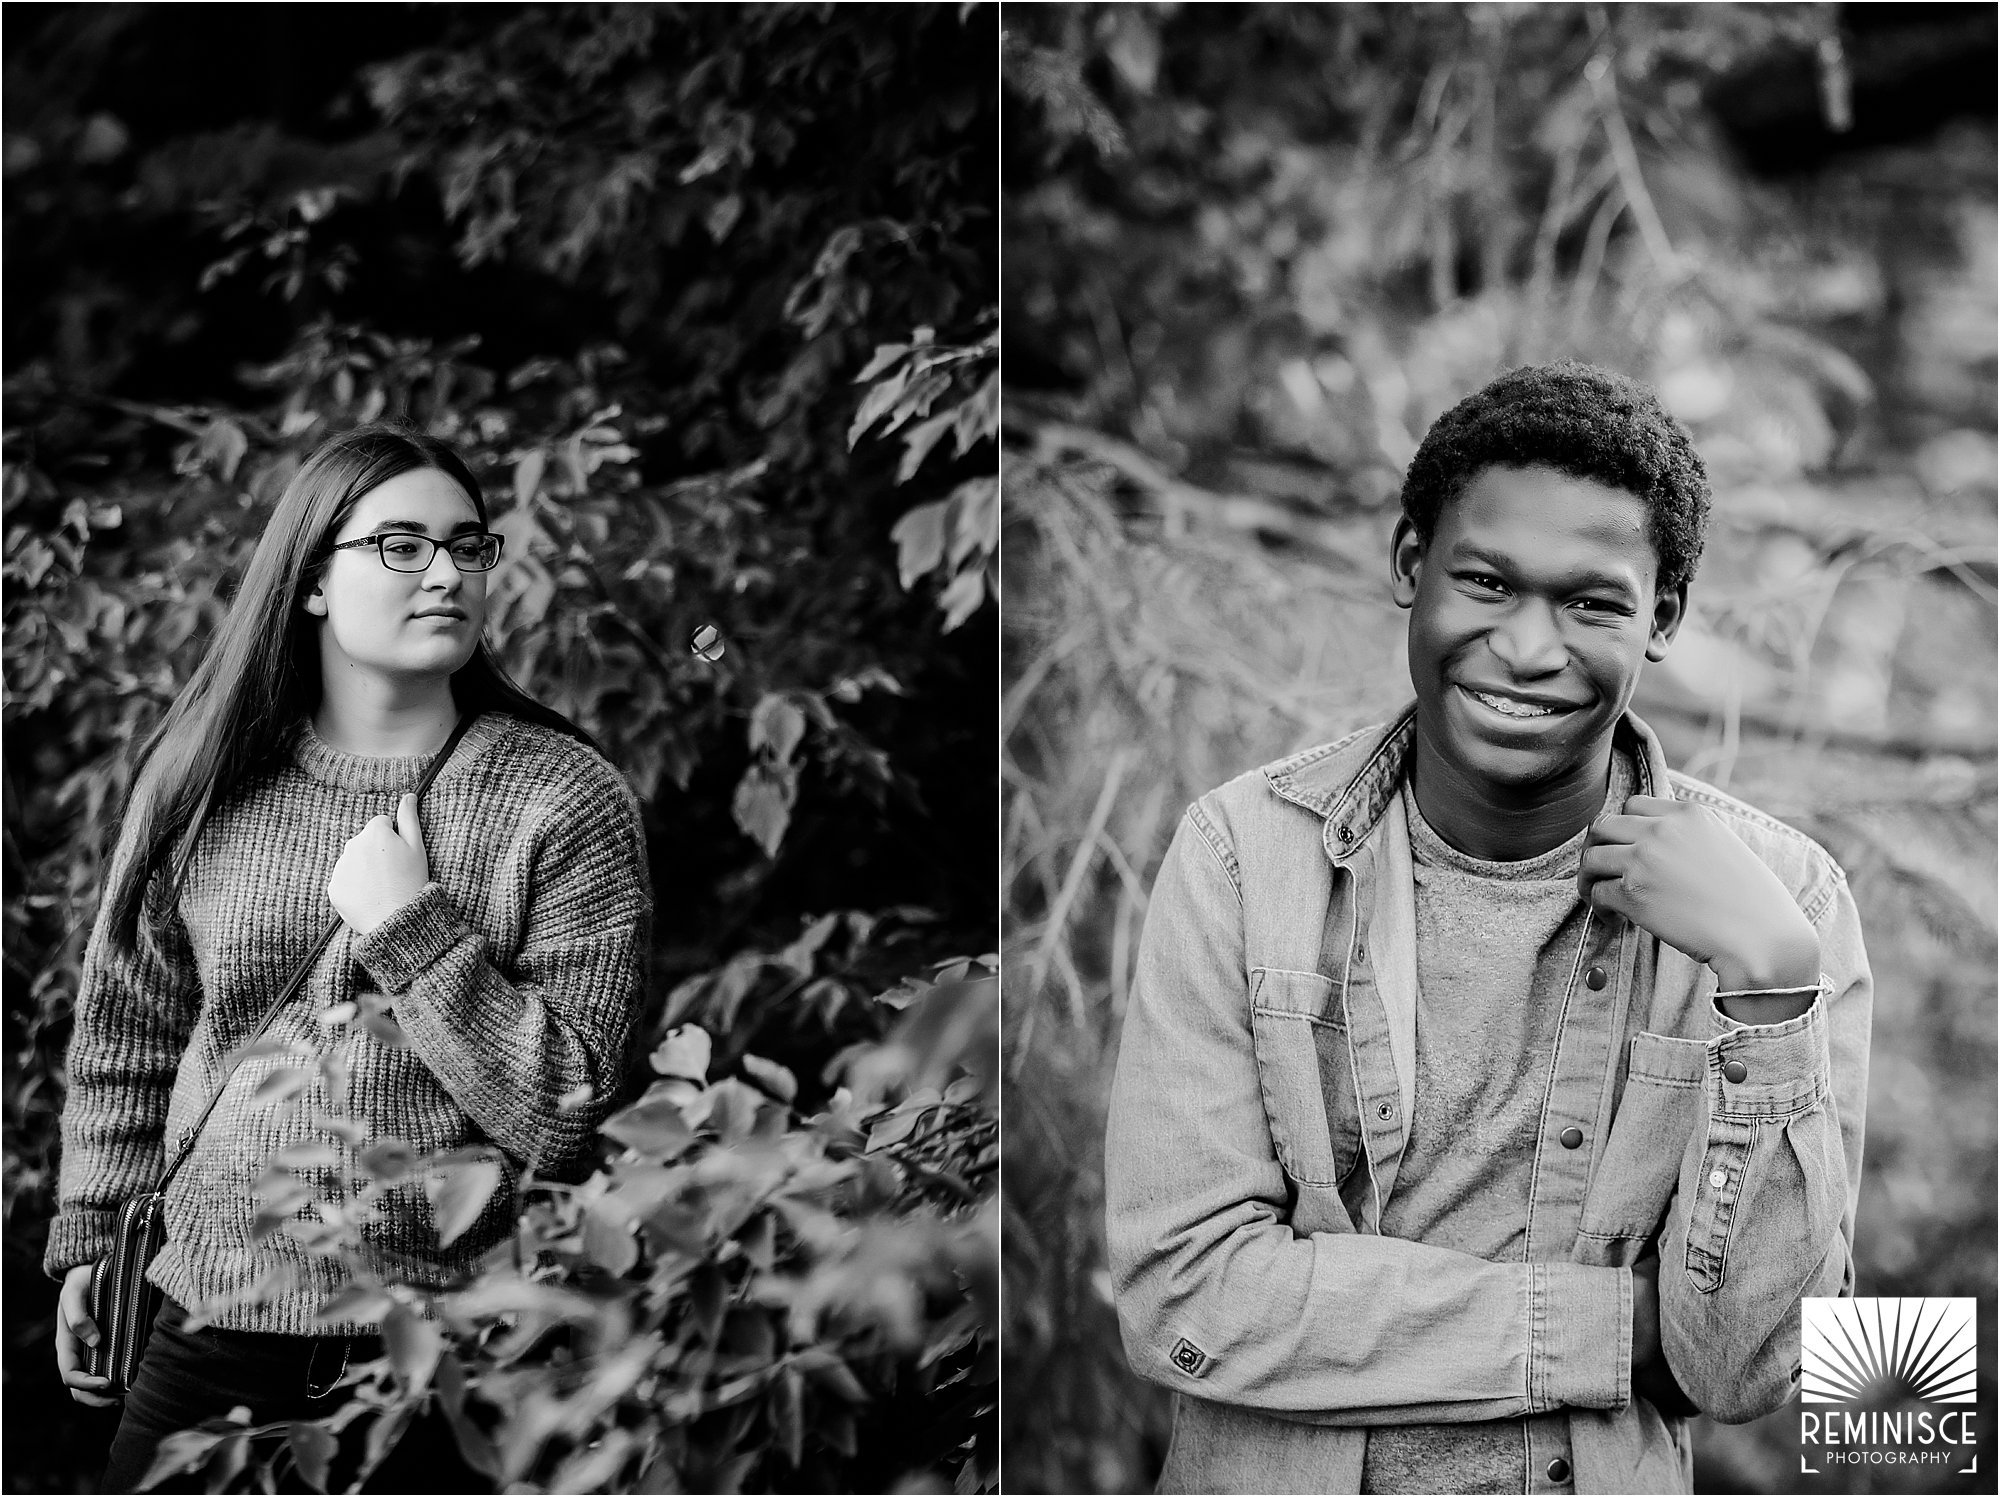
[100, 1298, 484, 1494]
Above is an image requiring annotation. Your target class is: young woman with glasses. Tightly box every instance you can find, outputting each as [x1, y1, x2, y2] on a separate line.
[46, 423, 652, 1491]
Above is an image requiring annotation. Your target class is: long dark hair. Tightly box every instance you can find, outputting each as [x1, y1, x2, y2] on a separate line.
[104, 423, 595, 941]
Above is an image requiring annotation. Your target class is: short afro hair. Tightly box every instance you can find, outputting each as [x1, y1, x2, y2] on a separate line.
[1399, 361, 1711, 595]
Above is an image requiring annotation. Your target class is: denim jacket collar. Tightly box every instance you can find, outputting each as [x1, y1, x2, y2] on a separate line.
[1255, 703, 1675, 1211]
[1262, 702, 1671, 866]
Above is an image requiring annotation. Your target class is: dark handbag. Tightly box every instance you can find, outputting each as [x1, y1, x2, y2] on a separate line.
[87, 711, 479, 1395]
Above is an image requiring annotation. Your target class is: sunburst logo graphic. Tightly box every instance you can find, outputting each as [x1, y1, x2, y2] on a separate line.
[1803, 1298, 1977, 1407]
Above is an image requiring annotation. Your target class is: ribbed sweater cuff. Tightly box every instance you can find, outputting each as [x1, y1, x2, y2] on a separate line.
[45, 1208, 116, 1280]
[353, 884, 470, 992]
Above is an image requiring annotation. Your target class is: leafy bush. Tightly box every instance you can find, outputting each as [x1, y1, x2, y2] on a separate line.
[137, 962, 996, 1495]
[4, 5, 996, 1491]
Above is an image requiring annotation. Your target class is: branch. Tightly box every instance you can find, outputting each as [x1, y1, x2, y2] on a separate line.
[1640, 686, 1995, 763]
[1005, 414, 1377, 568]
[1712, 504, 1997, 600]
[1586, 53, 1679, 276]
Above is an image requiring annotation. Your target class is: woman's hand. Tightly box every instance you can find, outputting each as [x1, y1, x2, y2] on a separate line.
[328, 793, 430, 935]
[56, 1262, 116, 1407]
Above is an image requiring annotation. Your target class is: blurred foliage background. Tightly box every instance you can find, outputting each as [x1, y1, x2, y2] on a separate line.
[999, 5, 1995, 1494]
[4, 4, 996, 1492]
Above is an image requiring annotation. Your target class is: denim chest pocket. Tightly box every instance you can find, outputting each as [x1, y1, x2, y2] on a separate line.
[1249, 967, 1362, 1189]
[1578, 1031, 1708, 1241]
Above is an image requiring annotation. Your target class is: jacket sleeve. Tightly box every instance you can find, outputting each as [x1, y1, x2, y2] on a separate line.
[45, 844, 203, 1279]
[1656, 863, 1872, 1424]
[1105, 807, 1633, 1424]
[351, 758, 652, 1178]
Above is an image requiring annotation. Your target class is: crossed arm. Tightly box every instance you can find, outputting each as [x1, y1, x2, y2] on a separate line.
[1105, 813, 1635, 1424]
[1105, 798, 1869, 1426]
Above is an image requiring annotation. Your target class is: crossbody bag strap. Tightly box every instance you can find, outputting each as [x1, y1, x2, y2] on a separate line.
[152, 710, 482, 1195]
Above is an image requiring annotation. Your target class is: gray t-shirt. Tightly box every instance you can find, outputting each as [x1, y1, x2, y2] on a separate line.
[1360, 753, 1634, 1495]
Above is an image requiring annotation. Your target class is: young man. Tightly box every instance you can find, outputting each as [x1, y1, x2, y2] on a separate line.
[1104, 362, 1871, 1495]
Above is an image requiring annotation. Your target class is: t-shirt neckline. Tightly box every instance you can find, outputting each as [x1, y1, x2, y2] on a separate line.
[1405, 748, 1636, 882]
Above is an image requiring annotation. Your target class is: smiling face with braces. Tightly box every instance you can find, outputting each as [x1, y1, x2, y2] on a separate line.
[1390, 462, 1686, 844]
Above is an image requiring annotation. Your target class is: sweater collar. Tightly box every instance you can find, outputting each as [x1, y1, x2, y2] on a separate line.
[290, 711, 501, 794]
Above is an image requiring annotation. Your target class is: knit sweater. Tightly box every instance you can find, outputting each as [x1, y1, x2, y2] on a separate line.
[46, 711, 652, 1335]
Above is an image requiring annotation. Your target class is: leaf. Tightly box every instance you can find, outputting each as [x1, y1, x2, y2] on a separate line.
[251, 1206, 298, 1244]
[488, 506, 546, 560]
[811, 224, 863, 280]
[550, 1430, 636, 1493]
[846, 365, 910, 448]
[866, 1107, 924, 1152]
[749, 695, 807, 763]
[880, 368, 952, 437]
[200, 419, 249, 483]
[952, 374, 997, 455]
[897, 411, 956, 483]
[382, 1303, 444, 1394]
[638, 1196, 708, 1258]
[600, 1096, 696, 1158]
[706, 193, 743, 242]
[773, 1368, 804, 1467]
[315, 1282, 396, 1327]
[690, 1264, 728, 1343]
[426, 1159, 503, 1248]
[740, 1054, 797, 1104]
[434, 1354, 501, 1479]
[939, 567, 987, 632]
[740, 1209, 778, 1272]
[358, 993, 405, 1049]
[891, 500, 949, 589]
[287, 1423, 337, 1492]
[206, 1432, 248, 1490]
[804, 1353, 870, 1403]
[580, 1200, 640, 1275]
[947, 475, 998, 568]
[513, 449, 546, 508]
[358, 1140, 416, 1183]
[944, 1075, 984, 1106]
[185, 1265, 297, 1327]
[679, 119, 747, 184]
[311, 1114, 368, 1146]
[650, 1025, 712, 1082]
[139, 1430, 222, 1490]
[769, 916, 836, 978]
[361, 1403, 414, 1483]
[701, 1079, 769, 1148]
[252, 1170, 313, 1211]
[221, 1035, 304, 1067]
[731, 762, 798, 858]
[251, 1067, 313, 1107]
[854, 342, 908, 384]
[268, 1141, 341, 1171]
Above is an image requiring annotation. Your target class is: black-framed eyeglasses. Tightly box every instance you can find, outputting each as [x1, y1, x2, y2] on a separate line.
[327, 532, 505, 573]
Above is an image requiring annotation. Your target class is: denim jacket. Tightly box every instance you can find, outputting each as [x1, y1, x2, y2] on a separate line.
[1104, 707, 1871, 1495]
